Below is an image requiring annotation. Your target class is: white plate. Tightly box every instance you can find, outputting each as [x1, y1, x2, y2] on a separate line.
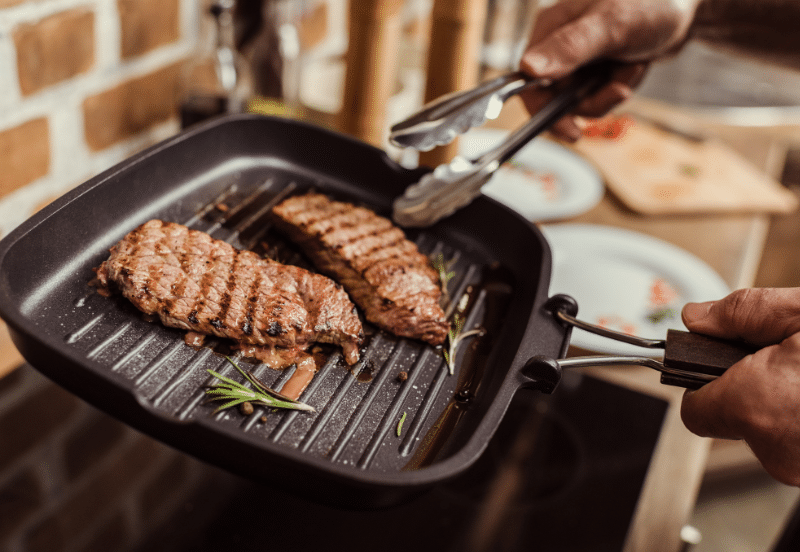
[540, 223, 731, 356]
[458, 128, 604, 221]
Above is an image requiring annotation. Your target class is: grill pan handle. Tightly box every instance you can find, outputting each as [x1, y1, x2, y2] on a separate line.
[660, 329, 759, 389]
[531, 295, 760, 391]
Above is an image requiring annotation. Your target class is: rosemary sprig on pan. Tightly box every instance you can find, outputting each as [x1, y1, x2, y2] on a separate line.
[397, 411, 407, 437]
[204, 357, 315, 414]
[442, 314, 485, 376]
[431, 253, 456, 300]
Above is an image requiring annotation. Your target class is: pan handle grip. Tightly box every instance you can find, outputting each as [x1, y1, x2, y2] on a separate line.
[661, 329, 760, 389]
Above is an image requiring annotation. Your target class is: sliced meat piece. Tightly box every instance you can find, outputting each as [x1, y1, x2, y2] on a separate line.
[272, 193, 449, 345]
[94, 219, 363, 364]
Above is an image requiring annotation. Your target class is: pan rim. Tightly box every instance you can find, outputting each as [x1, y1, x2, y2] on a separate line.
[0, 113, 562, 499]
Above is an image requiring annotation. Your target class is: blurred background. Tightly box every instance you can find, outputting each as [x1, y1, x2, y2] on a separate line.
[2, 0, 800, 551]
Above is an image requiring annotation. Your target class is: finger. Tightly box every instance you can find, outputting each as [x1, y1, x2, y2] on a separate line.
[548, 117, 584, 142]
[680, 378, 743, 441]
[682, 288, 800, 346]
[571, 81, 633, 117]
[521, 10, 615, 79]
[527, 1, 592, 46]
[517, 86, 585, 142]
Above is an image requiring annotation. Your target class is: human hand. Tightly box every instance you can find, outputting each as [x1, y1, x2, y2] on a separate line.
[518, 0, 701, 141]
[680, 288, 800, 486]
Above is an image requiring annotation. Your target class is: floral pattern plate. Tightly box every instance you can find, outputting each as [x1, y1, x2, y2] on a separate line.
[458, 129, 605, 221]
[540, 223, 731, 356]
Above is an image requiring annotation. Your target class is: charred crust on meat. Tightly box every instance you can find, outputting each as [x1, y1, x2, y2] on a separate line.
[95, 219, 364, 363]
[272, 193, 449, 346]
[242, 316, 253, 336]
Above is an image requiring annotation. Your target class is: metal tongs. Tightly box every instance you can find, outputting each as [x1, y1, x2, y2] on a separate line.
[390, 59, 616, 227]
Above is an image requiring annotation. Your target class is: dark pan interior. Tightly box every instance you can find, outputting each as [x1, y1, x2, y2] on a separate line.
[0, 114, 569, 508]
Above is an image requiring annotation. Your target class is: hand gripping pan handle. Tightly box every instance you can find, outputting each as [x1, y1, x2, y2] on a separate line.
[524, 296, 760, 392]
[660, 329, 759, 389]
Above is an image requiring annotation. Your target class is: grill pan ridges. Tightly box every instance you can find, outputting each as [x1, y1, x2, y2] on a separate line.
[0, 114, 569, 508]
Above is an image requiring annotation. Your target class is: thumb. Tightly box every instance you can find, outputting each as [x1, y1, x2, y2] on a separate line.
[682, 288, 800, 347]
[520, 10, 610, 79]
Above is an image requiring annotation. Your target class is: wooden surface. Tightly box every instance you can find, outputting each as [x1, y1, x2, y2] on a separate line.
[572, 116, 798, 216]
[0, 321, 23, 379]
[570, 104, 790, 551]
[418, 0, 488, 168]
[338, 0, 405, 146]
[488, 93, 793, 552]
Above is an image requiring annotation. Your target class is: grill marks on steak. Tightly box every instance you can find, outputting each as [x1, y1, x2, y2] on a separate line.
[94, 220, 363, 364]
[272, 194, 450, 346]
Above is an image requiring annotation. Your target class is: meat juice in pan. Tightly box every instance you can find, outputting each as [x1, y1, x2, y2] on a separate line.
[80, 181, 514, 470]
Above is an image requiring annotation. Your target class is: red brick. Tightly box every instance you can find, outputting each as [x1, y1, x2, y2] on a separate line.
[82, 62, 182, 151]
[64, 409, 127, 481]
[0, 469, 42, 541]
[0, 382, 80, 473]
[0, 118, 50, 198]
[118, 0, 180, 59]
[13, 9, 94, 96]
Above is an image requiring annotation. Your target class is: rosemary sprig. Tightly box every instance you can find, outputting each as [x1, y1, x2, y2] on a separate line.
[397, 411, 407, 437]
[442, 314, 484, 376]
[204, 357, 315, 414]
[431, 253, 456, 300]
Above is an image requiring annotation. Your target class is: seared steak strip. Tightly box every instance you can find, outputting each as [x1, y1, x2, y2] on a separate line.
[271, 193, 449, 345]
[94, 220, 363, 364]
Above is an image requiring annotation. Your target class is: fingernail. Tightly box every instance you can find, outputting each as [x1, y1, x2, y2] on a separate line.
[524, 53, 551, 75]
[682, 301, 713, 324]
[563, 121, 582, 142]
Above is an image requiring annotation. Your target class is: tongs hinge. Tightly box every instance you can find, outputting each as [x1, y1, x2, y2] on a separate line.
[391, 59, 617, 228]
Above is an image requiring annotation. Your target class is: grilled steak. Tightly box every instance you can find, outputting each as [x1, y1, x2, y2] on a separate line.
[94, 220, 363, 364]
[271, 194, 449, 345]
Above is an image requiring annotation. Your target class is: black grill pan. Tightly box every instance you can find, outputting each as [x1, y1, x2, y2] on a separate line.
[0, 114, 570, 508]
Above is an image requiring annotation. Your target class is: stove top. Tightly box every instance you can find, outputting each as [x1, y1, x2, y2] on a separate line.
[136, 369, 668, 552]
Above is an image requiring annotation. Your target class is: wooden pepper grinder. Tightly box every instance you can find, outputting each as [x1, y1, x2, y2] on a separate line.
[419, 0, 489, 168]
[338, 0, 405, 147]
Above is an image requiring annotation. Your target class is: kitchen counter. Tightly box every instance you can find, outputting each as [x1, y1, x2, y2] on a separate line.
[487, 94, 797, 552]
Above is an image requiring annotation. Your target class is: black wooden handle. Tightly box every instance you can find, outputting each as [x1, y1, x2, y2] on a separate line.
[661, 329, 760, 388]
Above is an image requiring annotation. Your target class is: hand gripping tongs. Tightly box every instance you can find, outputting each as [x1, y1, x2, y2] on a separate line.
[389, 59, 616, 227]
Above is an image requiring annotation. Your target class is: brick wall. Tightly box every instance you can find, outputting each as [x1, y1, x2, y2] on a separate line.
[0, 364, 238, 552]
[0, 0, 198, 236]
[0, 0, 209, 377]
[0, 0, 240, 546]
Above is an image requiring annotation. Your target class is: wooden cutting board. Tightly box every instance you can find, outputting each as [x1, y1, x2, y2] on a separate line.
[571, 115, 799, 215]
